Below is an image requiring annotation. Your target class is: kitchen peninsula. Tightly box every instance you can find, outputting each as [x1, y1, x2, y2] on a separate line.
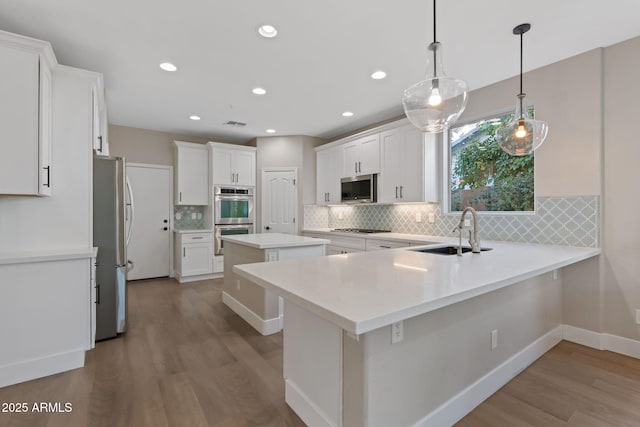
[222, 233, 329, 335]
[234, 239, 600, 427]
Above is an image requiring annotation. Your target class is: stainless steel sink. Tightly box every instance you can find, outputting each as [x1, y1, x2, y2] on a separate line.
[410, 245, 493, 255]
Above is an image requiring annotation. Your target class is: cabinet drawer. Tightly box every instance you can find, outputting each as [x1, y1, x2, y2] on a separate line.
[182, 232, 213, 243]
[326, 235, 366, 250]
[328, 245, 364, 255]
[365, 239, 412, 251]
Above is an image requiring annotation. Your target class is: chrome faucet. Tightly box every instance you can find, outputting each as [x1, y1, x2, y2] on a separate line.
[452, 207, 481, 255]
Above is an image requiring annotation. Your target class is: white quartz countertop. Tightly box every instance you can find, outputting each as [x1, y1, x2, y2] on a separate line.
[222, 232, 330, 249]
[0, 247, 98, 265]
[234, 240, 600, 335]
[174, 229, 214, 234]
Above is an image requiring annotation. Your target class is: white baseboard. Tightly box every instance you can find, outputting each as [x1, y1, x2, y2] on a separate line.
[416, 325, 563, 427]
[175, 272, 222, 283]
[0, 349, 85, 388]
[563, 325, 640, 359]
[285, 379, 338, 427]
[222, 292, 282, 335]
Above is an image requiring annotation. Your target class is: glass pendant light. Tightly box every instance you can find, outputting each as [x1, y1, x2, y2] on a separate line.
[496, 23, 549, 156]
[402, 0, 468, 133]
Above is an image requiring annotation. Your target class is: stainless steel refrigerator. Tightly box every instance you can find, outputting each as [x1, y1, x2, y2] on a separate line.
[93, 156, 131, 340]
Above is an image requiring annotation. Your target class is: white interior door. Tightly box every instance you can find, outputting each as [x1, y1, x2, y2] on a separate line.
[262, 168, 297, 234]
[126, 164, 172, 280]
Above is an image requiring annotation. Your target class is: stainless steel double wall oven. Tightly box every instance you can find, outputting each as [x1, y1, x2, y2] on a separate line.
[213, 186, 255, 256]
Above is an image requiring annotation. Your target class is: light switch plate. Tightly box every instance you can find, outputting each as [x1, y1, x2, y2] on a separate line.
[391, 321, 404, 344]
[176, 213, 182, 220]
[191, 213, 197, 219]
[428, 213, 435, 224]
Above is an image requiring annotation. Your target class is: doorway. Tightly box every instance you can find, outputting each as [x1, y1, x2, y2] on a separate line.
[126, 163, 173, 280]
[261, 168, 298, 235]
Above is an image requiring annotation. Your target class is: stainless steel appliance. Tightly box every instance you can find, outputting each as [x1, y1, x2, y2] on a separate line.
[93, 156, 133, 340]
[214, 186, 255, 224]
[331, 228, 391, 234]
[341, 174, 377, 204]
[214, 223, 256, 256]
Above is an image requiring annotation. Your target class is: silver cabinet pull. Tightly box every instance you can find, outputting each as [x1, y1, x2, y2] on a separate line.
[380, 245, 391, 249]
[355, 162, 357, 174]
[179, 191, 182, 202]
[192, 236, 203, 240]
[43, 166, 51, 188]
[400, 186, 403, 198]
[183, 247, 186, 257]
[395, 186, 398, 198]
[358, 161, 361, 173]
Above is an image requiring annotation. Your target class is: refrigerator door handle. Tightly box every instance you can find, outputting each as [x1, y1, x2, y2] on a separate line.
[125, 177, 135, 248]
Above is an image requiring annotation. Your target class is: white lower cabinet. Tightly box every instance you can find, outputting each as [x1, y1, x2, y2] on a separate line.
[174, 231, 214, 282]
[327, 246, 364, 255]
[365, 238, 413, 251]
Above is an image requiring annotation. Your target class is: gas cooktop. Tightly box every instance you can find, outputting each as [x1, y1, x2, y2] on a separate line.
[330, 228, 391, 234]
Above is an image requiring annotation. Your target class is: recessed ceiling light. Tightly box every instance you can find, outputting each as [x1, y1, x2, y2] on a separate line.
[258, 25, 278, 38]
[159, 62, 177, 72]
[252, 87, 267, 95]
[266, 129, 276, 134]
[342, 111, 354, 117]
[189, 115, 201, 121]
[371, 70, 387, 80]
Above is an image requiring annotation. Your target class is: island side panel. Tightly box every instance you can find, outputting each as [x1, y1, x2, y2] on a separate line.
[223, 241, 280, 333]
[343, 272, 562, 427]
[283, 300, 342, 427]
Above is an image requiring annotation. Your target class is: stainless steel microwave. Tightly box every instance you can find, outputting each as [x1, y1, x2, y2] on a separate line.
[341, 174, 377, 204]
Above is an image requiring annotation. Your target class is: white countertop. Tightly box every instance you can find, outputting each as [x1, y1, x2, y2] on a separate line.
[222, 232, 330, 249]
[174, 229, 214, 234]
[0, 247, 98, 265]
[234, 240, 600, 335]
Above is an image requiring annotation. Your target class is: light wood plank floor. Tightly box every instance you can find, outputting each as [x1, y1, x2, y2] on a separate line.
[1, 277, 639, 427]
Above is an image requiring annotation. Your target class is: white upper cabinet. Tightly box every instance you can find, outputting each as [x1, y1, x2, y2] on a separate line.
[342, 134, 380, 177]
[316, 146, 343, 205]
[174, 141, 209, 205]
[209, 142, 256, 186]
[379, 123, 440, 203]
[0, 31, 56, 196]
[92, 77, 110, 157]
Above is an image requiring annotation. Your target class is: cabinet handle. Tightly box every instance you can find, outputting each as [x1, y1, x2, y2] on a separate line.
[400, 186, 403, 198]
[192, 236, 203, 240]
[43, 166, 50, 188]
[183, 248, 186, 257]
[358, 161, 361, 173]
[179, 191, 182, 202]
[97, 135, 103, 153]
[163, 227, 168, 231]
[236, 172, 239, 182]
[95, 284, 100, 304]
[380, 245, 391, 249]
[355, 162, 357, 174]
[395, 186, 398, 198]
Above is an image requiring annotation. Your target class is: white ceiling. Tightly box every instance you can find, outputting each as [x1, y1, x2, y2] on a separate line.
[1, 0, 639, 142]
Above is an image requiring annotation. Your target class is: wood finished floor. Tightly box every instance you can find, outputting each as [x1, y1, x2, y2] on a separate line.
[1, 277, 639, 427]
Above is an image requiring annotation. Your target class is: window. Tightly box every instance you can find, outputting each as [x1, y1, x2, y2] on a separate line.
[447, 110, 535, 212]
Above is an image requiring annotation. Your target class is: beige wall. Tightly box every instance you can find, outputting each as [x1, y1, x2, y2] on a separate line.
[108, 124, 243, 166]
[602, 36, 640, 340]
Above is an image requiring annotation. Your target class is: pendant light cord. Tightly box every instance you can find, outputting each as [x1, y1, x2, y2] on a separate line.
[432, 0, 437, 76]
[519, 30, 523, 96]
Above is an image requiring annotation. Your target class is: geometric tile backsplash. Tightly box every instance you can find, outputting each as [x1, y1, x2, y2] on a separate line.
[174, 205, 205, 230]
[304, 195, 599, 248]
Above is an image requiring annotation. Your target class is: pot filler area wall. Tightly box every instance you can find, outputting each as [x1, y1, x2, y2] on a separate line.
[304, 195, 599, 248]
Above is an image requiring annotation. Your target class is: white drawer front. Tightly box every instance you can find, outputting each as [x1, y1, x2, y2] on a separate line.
[182, 232, 213, 243]
[365, 239, 412, 251]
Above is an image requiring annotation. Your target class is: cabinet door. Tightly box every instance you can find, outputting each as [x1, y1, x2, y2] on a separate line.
[398, 125, 424, 202]
[342, 141, 360, 177]
[233, 150, 256, 186]
[176, 144, 209, 205]
[38, 58, 52, 196]
[182, 242, 213, 276]
[357, 134, 380, 175]
[0, 44, 40, 195]
[316, 149, 332, 205]
[212, 147, 234, 185]
[379, 128, 403, 203]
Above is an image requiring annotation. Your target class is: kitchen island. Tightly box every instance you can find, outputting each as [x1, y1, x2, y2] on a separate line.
[234, 239, 600, 427]
[222, 232, 329, 335]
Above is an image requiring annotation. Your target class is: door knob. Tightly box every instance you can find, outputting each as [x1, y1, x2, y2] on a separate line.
[265, 226, 270, 230]
[163, 219, 168, 223]
[163, 227, 168, 231]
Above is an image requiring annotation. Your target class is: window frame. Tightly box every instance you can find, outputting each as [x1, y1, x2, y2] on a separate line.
[441, 108, 538, 216]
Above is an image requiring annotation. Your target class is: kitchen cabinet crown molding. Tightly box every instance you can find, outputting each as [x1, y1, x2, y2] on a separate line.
[315, 117, 411, 152]
[207, 141, 257, 152]
[0, 29, 57, 69]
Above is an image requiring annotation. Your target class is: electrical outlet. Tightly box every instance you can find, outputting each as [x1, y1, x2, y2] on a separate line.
[415, 213, 422, 223]
[428, 213, 435, 224]
[338, 211, 344, 220]
[191, 213, 197, 219]
[268, 251, 279, 262]
[491, 329, 498, 350]
[197, 213, 202, 219]
[464, 219, 471, 227]
[391, 321, 404, 344]
[636, 309, 640, 325]
[176, 212, 182, 220]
